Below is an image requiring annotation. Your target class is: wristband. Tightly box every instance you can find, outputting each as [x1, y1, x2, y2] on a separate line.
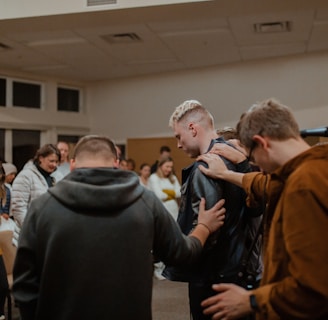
[197, 222, 211, 235]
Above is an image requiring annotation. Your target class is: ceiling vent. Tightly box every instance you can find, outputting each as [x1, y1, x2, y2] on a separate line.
[101, 33, 142, 44]
[254, 21, 291, 33]
[87, 0, 117, 6]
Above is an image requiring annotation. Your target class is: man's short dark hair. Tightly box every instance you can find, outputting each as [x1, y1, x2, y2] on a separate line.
[160, 146, 171, 154]
[73, 135, 117, 160]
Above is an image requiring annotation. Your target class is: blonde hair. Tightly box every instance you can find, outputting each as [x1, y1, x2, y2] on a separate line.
[169, 100, 214, 129]
[156, 157, 175, 184]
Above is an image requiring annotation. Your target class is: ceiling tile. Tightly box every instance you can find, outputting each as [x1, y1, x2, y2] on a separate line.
[160, 29, 241, 67]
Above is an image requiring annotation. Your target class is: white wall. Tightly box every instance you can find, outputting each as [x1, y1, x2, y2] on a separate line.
[88, 51, 328, 144]
[1, 51, 328, 146]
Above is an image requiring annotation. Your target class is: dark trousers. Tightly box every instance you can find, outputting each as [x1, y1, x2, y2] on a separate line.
[188, 282, 255, 320]
[0, 256, 9, 315]
[188, 283, 215, 320]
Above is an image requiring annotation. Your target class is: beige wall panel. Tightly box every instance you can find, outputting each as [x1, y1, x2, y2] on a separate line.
[127, 137, 193, 183]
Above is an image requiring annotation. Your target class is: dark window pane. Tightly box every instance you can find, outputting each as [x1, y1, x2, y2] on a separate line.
[13, 129, 40, 172]
[57, 87, 79, 112]
[13, 81, 41, 108]
[0, 129, 4, 162]
[57, 135, 80, 144]
[0, 78, 6, 106]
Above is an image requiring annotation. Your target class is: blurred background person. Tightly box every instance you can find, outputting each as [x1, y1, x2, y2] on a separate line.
[11, 144, 60, 245]
[52, 141, 70, 181]
[119, 158, 128, 170]
[216, 126, 238, 140]
[2, 162, 17, 188]
[0, 163, 17, 230]
[139, 163, 151, 188]
[151, 145, 171, 174]
[0, 164, 16, 232]
[149, 157, 181, 220]
[149, 157, 181, 280]
[127, 158, 136, 171]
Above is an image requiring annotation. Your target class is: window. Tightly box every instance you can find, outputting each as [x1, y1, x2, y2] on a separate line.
[12, 129, 40, 171]
[57, 135, 81, 144]
[0, 78, 5, 106]
[57, 87, 80, 112]
[13, 81, 41, 108]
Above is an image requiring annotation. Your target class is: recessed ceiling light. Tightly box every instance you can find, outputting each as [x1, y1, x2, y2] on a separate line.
[101, 33, 142, 44]
[0, 42, 11, 50]
[254, 21, 291, 33]
[87, 0, 117, 6]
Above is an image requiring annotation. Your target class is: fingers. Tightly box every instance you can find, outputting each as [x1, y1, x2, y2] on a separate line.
[202, 297, 226, 318]
[209, 199, 226, 220]
[199, 197, 206, 212]
[213, 198, 225, 210]
[212, 199, 226, 221]
[198, 164, 208, 174]
[212, 283, 233, 292]
[198, 163, 219, 179]
[198, 198, 226, 233]
[209, 143, 227, 155]
[201, 294, 221, 308]
[197, 153, 218, 162]
[201, 285, 231, 318]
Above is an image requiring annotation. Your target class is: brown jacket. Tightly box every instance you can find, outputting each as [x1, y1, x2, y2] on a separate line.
[243, 144, 328, 319]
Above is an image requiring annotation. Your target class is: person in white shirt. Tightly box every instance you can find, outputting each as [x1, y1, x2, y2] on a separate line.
[148, 157, 181, 220]
[148, 157, 182, 280]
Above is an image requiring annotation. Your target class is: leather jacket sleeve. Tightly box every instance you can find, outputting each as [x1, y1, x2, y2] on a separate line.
[189, 160, 224, 230]
[176, 159, 224, 237]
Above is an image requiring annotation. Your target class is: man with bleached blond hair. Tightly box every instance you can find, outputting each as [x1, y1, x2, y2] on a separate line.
[164, 100, 262, 320]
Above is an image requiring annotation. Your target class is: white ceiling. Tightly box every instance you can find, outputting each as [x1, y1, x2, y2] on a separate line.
[1, 0, 328, 82]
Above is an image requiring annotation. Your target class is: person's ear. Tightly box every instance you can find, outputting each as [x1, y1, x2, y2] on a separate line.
[253, 135, 269, 151]
[189, 122, 197, 137]
[113, 159, 120, 168]
[70, 158, 76, 171]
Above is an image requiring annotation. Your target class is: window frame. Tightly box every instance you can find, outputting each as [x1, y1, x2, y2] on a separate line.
[1, 76, 45, 109]
[57, 85, 82, 113]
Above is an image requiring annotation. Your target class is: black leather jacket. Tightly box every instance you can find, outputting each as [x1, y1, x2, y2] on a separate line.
[164, 138, 263, 285]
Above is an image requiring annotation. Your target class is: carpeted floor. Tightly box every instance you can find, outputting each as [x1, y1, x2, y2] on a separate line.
[152, 278, 190, 319]
[9, 279, 190, 320]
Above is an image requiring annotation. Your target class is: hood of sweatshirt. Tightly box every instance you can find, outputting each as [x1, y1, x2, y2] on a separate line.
[48, 167, 145, 212]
